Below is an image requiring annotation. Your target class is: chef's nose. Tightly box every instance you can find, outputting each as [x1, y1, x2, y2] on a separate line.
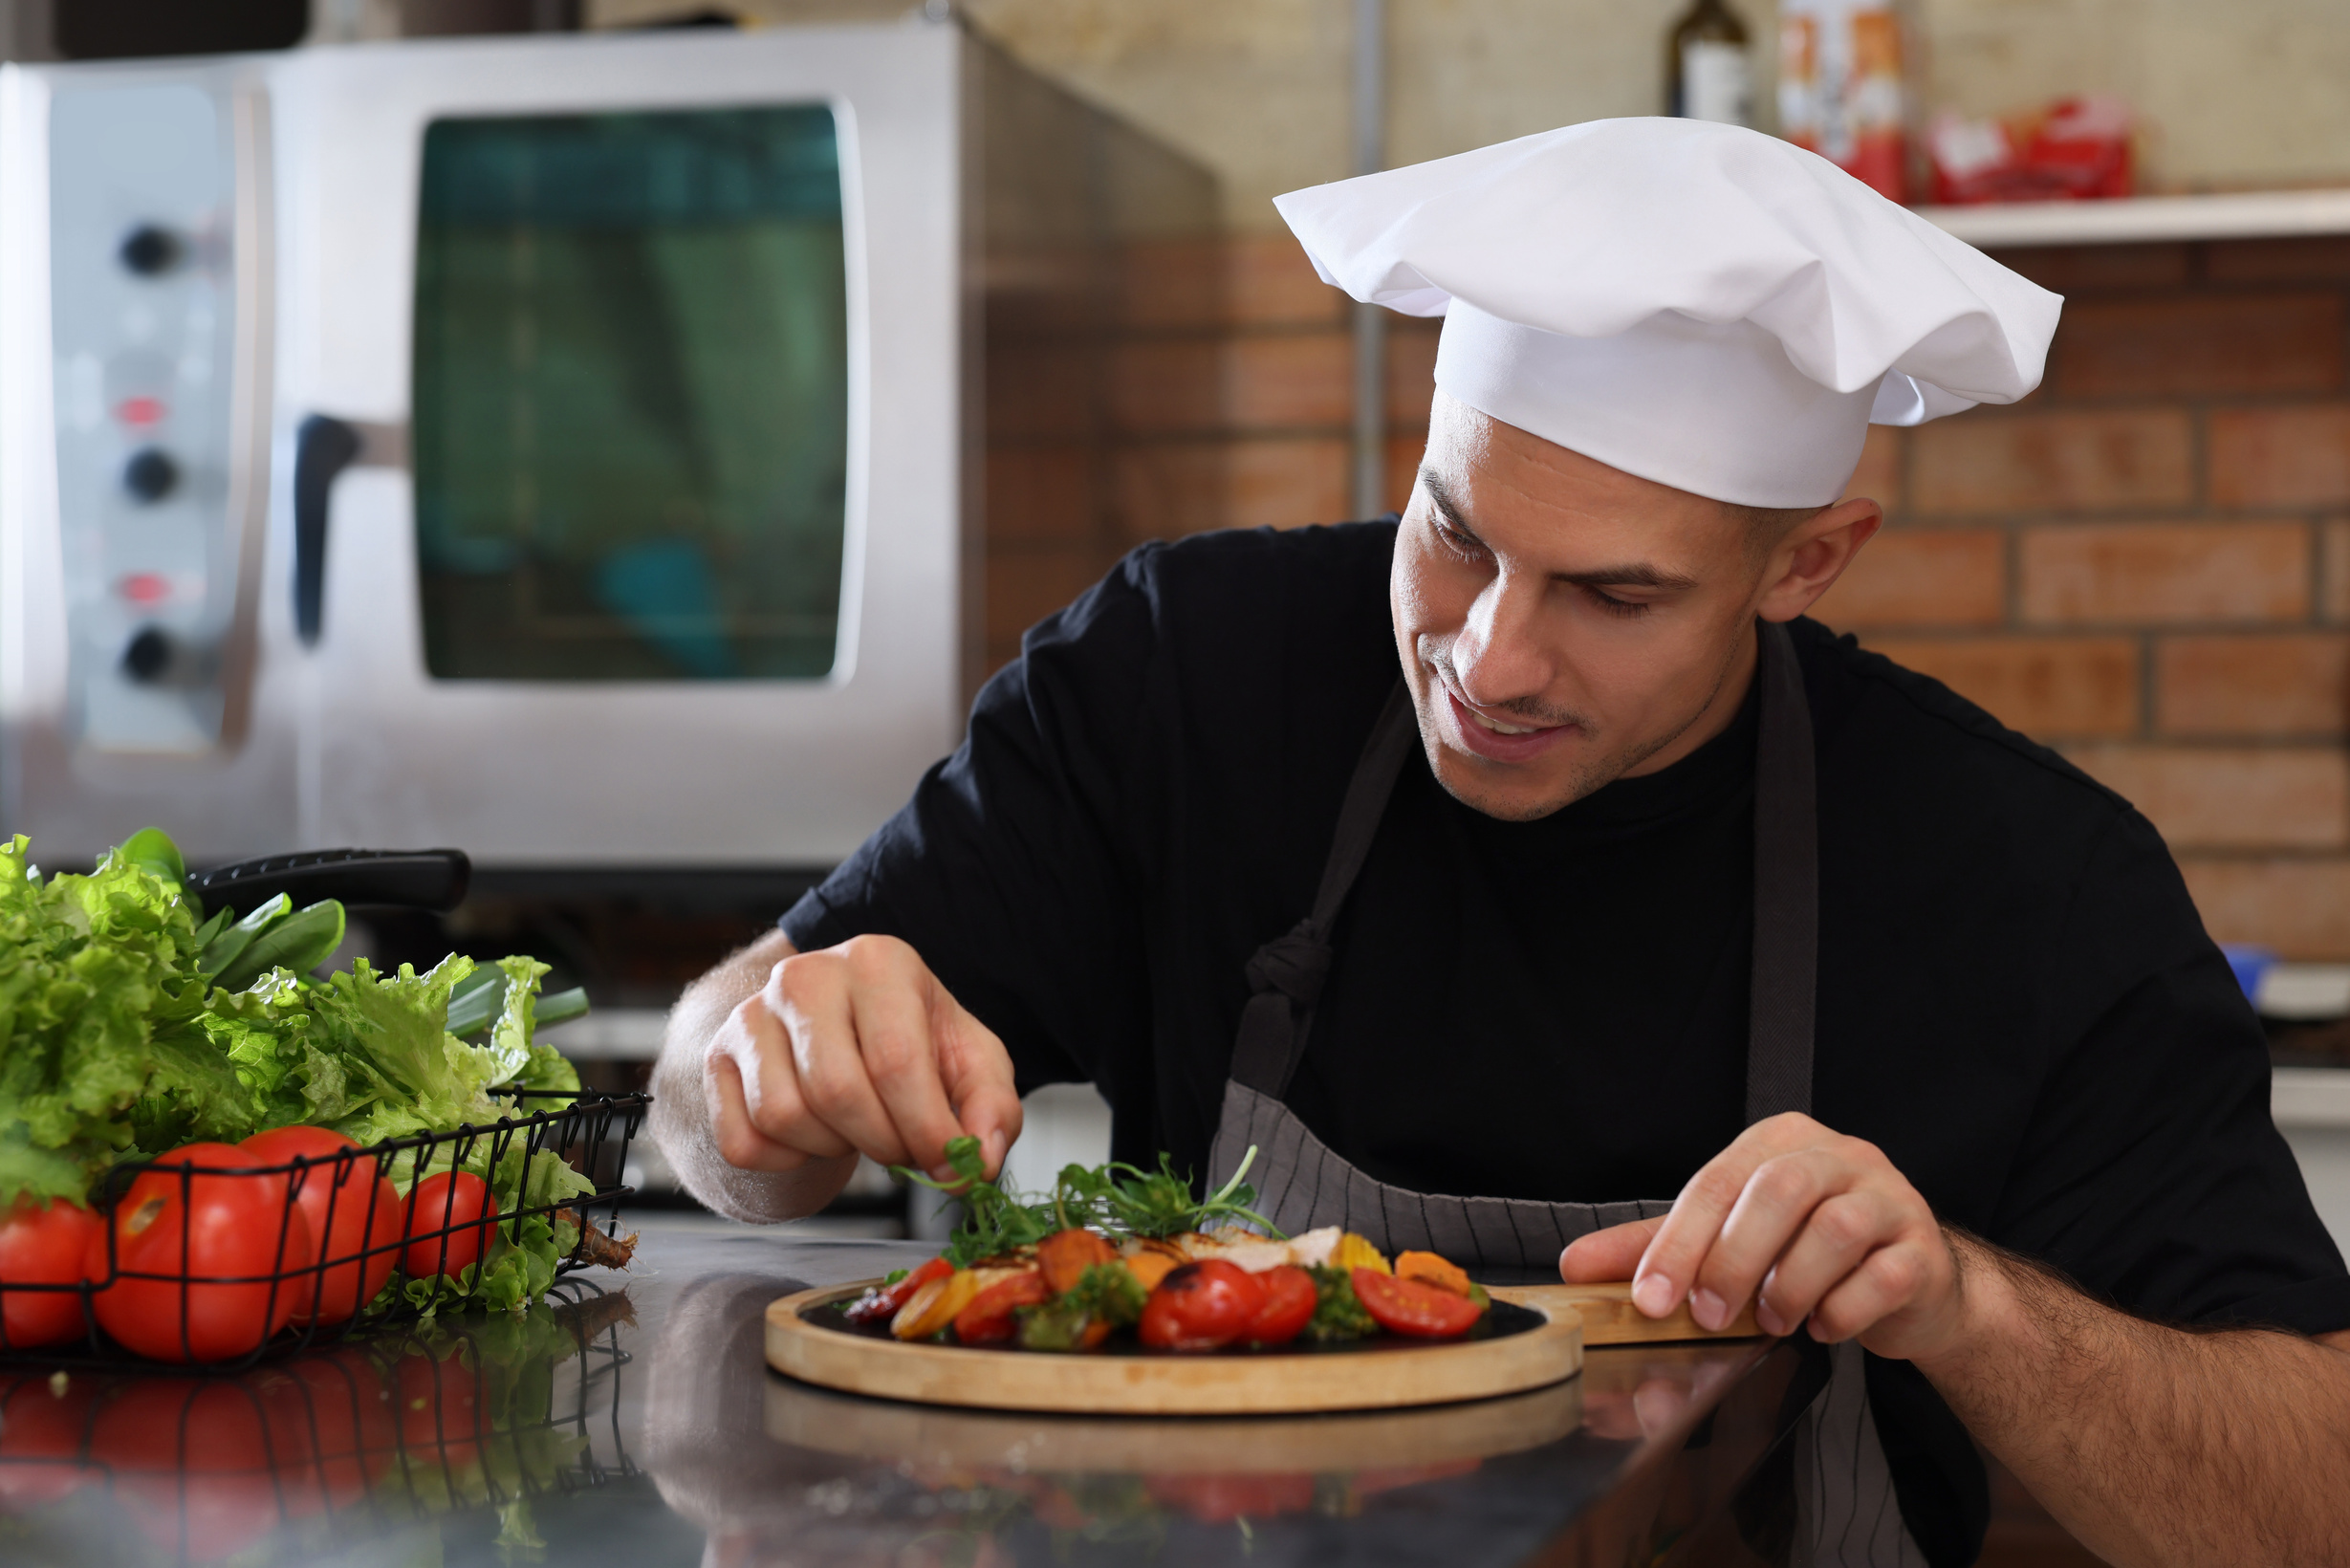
[1451, 572, 1556, 708]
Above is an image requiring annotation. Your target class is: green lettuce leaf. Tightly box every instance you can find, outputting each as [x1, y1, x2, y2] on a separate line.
[0, 833, 250, 1203]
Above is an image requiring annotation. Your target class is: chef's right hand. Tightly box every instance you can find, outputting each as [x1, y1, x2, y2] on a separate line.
[706, 933, 1023, 1183]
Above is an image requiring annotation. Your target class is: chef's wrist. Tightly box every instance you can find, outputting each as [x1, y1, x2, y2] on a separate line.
[1905, 1227, 2034, 1383]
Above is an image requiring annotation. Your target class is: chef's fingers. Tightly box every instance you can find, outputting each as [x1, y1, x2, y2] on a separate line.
[930, 990, 1022, 1182]
[1559, 1218, 1664, 1284]
[1747, 1188, 1904, 1336]
[707, 1030, 823, 1170]
[770, 946, 924, 1168]
[1630, 1112, 1833, 1318]
[1684, 1144, 1876, 1330]
[1804, 1241, 1935, 1344]
[836, 936, 974, 1179]
[750, 952, 866, 1164]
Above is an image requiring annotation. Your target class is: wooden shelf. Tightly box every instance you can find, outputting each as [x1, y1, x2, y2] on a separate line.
[1916, 188, 2350, 250]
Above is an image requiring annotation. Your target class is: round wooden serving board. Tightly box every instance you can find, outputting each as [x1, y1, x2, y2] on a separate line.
[763, 1280, 1583, 1416]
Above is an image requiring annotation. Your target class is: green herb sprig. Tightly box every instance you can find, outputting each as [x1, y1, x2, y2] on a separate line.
[893, 1138, 1282, 1270]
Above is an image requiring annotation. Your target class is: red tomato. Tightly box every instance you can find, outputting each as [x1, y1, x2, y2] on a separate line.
[240, 1127, 403, 1326]
[1241, 1265, 1316, 1347]
[953, 1271, 1051, 1344]
[0, 1197, 99, 1351]
[1351, 1266, 1483, 1339]
[1138, 1259, 1267, 1351]
[844, 1255, 953, 1325]
[0, 1373, 100, 1512]
[86, 1144, 315, 1363]
[400, 1172, 498, 1280]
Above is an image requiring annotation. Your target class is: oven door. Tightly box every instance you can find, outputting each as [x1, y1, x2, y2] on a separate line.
[274, 27, 967, 867]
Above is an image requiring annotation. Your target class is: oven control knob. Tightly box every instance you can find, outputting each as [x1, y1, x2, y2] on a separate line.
[120, 626, 173, 684]
[122, 447, 178, 503]
[119, 225, 183, 276]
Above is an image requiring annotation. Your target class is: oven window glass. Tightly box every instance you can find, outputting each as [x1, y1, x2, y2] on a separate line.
[413, 105, 847, 681]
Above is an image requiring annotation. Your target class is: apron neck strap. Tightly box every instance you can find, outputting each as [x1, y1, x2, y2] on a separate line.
[1229, 621, 1818, 1124]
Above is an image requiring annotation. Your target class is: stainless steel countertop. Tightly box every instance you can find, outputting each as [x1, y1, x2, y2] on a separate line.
[0, 1214, 1810, 1566]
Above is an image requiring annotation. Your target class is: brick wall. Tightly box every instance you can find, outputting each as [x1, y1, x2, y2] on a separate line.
[991, 230, 2350, 958]
[1814, 236, 2350, 959]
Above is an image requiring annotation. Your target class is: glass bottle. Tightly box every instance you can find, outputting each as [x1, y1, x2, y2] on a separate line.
[1667, 0, 1754, 128]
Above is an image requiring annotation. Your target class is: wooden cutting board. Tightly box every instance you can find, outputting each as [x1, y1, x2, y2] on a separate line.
[765, 1279, 1584, 1415]
[1511, 1282, 1761, 1343]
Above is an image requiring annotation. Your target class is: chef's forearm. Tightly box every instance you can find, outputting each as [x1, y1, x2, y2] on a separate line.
[1914, 1232, 2350, 1568]
[647, 929, 857, 1224]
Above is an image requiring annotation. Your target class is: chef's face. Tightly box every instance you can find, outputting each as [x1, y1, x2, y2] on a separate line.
[1391, 392, 1881, 821]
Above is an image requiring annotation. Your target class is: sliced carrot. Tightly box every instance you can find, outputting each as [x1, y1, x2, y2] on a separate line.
[1038, 1228, 1120, 1296]
[1395, 1251, 1472, 1297]
[1124, 1252, 1180, 1292]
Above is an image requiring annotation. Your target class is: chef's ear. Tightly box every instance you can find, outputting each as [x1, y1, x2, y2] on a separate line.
[1755, 496, 1882, 623]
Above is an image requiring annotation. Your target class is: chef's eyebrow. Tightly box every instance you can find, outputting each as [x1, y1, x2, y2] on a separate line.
[1417, 468, 1700, 591]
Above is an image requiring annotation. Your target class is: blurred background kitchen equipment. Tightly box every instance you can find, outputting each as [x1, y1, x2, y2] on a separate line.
[0, 20, 1210, 878]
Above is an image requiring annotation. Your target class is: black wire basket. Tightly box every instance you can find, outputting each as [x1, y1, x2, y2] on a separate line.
[0, 1090, 648, 1370]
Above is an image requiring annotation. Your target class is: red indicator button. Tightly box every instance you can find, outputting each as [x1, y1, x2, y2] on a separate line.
[116, 396, 165, 427]
[118, 572, 170, 605]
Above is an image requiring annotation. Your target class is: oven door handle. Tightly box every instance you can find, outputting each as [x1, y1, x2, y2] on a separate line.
[293, 414, 360, 646]
[292, 415, 408, 646]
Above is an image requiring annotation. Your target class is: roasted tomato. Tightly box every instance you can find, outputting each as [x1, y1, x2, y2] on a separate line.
[1351, 1266, 1484, 1339]
[1036, 1229, 1118, 1296]
[1241, 1265, 1316, 1346]
[400, 1172, 498, 1280]
[953, 1270, 1051, 1344]
[240, 1127, 403, 1326]
[0, 1198, 99, 1351]
[844, 1256, 951, 1326]
[87, 1143, 316, 1362]
[1139, 1259, 1266, 1351]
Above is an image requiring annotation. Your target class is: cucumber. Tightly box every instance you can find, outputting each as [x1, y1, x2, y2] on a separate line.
[198, 893, 291, 978]
[212, 899, 345, 992]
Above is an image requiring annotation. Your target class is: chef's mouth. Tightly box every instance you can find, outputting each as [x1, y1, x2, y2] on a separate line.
[1440, 686, 1581, 761]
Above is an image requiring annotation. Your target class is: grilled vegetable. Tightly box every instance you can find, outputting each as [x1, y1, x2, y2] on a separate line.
[1303, 1265, 1379, 1342]
[1395, 1250, 1472, 1296]
[1352, 1267, 1484, 1339]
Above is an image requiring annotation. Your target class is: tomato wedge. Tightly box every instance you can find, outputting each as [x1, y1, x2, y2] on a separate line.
[954, 1270, 1051, 1344]
[1351, 1266, 1484, 1339]
[1241, 1264, 1316, 1347]
[844, 1256, 951, 1325]
[1139, 1259, 1266, 1351]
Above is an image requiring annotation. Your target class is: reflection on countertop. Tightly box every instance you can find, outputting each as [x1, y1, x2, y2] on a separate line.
[0, 1217, 1806, 1567]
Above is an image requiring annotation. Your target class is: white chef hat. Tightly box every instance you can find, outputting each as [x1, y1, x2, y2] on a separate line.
[1273, 118, 2062, 508]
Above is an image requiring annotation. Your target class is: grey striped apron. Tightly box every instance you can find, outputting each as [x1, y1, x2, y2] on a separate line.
[1205, 620, 1926, 1567]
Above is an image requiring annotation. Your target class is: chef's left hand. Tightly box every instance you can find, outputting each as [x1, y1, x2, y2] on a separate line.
[1559, 1112, 1969, 1362]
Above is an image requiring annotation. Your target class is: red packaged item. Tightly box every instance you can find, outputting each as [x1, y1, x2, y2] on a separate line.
[1926, 96, 2133, 206]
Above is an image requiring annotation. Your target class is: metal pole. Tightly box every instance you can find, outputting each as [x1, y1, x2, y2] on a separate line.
[1350, 0, 1389, 519]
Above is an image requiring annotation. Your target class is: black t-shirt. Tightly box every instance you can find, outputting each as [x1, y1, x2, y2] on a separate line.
[785, 520, 2350, 1329]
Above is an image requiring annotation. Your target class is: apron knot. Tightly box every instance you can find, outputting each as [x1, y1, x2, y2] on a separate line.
[1245, 920, 1333, 1005]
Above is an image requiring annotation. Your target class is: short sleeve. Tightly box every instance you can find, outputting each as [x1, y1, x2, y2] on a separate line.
[1989, 809, 2350, 1334]
[779, 547, 1170, 1092]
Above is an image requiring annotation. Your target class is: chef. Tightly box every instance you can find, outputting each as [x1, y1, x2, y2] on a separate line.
[651, 120, 2350, 1565]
